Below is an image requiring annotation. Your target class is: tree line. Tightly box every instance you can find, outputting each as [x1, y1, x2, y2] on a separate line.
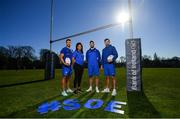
[0, 46, 180, 70]
[0, 46, 56, 69]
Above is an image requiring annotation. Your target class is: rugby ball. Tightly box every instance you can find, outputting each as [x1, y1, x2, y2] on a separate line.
[65, 57, 71, 65]
[107, 55, 114, 62]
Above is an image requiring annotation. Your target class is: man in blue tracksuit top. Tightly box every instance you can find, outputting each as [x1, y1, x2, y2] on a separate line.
[60, 39, 73, 96]
[86, 40, 101, 93]
[101, 38, 118, 96]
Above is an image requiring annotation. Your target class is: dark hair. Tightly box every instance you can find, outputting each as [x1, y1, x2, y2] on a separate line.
[76, 42, 83, 53]
[66, 38, 71, 42]
[89, 40, 94, 44]
[104, 38, 110, 42]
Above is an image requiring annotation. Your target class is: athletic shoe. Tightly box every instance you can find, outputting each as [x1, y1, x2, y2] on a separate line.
[96, 87, 99, 93]
[66, 88, 73, 93]
[101, 88, 110, 93]
[86, 87, 92, 92]
[77, 88, 83, 93]
[61, 91, 68, 96]
[73, 89, 78, 94]
[112, 89, 117, 96]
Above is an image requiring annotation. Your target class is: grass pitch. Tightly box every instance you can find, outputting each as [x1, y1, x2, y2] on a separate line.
[0, 68, 180, 118]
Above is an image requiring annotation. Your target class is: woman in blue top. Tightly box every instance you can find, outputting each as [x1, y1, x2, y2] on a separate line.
[72, 42, 84, 94]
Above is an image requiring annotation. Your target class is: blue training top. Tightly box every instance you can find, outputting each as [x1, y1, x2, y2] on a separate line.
[60, 47, 73, 67]
[102, 44, 118, 65]
[73, 50, 84, 66]
[86, 48, 101, 66]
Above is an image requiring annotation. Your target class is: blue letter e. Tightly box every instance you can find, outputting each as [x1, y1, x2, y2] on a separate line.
[104, 101, 126, 114]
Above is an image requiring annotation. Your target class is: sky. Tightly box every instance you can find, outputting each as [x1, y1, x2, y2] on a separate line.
[0, 0, 180, 59]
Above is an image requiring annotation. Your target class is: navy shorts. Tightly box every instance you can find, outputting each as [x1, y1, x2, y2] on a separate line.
[88, 65, 100, 77]
[62, 66, 72, 77]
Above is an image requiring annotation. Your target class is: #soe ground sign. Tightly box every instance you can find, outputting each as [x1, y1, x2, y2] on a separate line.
[37, 99, 127, 115]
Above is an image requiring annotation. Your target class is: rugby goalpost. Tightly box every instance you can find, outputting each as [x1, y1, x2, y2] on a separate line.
[45, 0, 142, 92]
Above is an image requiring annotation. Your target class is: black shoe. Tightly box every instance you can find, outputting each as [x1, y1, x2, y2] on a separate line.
[73, 89, 78, 94]
[77, 88, 83, 93]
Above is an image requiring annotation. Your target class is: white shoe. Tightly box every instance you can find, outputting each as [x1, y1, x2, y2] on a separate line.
[86, 87, 92, 92]
[66, 88, 73, 93]
[101, 88, 110, 93]
[96, 87, 99, 93]
[61, 91, 68, 96]
[112, 89, 117, 96]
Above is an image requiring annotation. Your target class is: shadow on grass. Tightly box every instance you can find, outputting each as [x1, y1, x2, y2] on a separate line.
[0, 79, 50, 88]
[101, 93, 109, 100]
[8, 92, 118, 118]
[72, 92, 115, 118]
[127, 91, 161, 118]
[66, 91, 96, 118]
[77, 91, 89, 99]
[80, 91, 95, 102]
[7, 91, 93, 118]
[8, 93, 74, 117]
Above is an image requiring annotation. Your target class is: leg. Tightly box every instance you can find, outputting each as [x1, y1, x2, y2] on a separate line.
[86, 76, 93, 92]
[61, 76, 68, 96]
[103, 64, 110, 89]
[94, 65, 100, 88]
[112, 76, 116, 89]
[67, 75, 71, 89]
[66, 75, 73, 93]
[88, 65, 93, 88]
[109, 64, 117, 96]
[109, 64, 116, 89]
[102, 64, 112, 93]
[62, 76, 66, 91]
[74, 65, 78, 89]
[95, 76, 99, 87]
[89, 76, 93, 87]
[101, 76, 110, 93]
[73, 66, 78, 94]
[87, 66, 93, 92]
[78, 67, 83, 89]
[106, 76, 110, 89]
[62, 67, 67, 91]
[95, 76, 100, 93]
[111, 75, 117, 96]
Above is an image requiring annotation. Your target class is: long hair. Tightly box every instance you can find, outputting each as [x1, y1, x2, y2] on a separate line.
[76, 42, 83, 53]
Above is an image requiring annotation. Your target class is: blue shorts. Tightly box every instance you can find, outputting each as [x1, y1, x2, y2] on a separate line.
[62, 66, 72, 77]
[88, 65, 100, 77]
[103, 63, 115, 76]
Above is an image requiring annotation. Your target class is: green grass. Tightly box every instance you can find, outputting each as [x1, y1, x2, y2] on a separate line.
[0, 68, 180, 118]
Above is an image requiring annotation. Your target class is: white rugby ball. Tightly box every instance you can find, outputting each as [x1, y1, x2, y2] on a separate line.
[65, 57, 71, 64]
[107, 55, 114, 61]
